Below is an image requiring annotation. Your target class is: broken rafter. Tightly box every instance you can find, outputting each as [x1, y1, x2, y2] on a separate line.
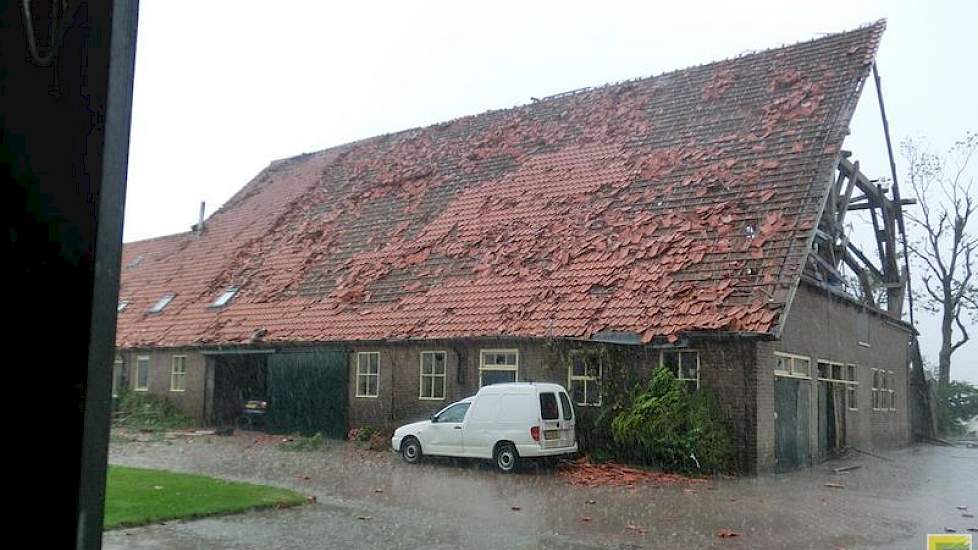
[808, 153, 912, 316]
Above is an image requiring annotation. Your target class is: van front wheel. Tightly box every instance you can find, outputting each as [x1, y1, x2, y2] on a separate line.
[401, 437, 422, 464]
[494, 443, 519, 473]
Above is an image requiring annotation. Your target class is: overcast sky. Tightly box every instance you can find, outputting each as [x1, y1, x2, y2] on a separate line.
[124, 0, 977, 382]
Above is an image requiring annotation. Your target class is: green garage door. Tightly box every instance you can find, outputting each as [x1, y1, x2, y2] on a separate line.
[775, 377, 810, 472]
[266, 350, 348, 438]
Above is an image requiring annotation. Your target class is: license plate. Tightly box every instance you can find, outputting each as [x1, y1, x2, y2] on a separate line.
[544, 430, 559, 440]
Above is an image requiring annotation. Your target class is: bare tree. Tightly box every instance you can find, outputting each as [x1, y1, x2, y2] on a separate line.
[903, 132, 978, 387]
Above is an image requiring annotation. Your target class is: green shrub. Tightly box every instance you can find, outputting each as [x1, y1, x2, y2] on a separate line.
[114, 391, 195, 431]
[610, 367, 735, 473]
[347, 426, 377, 442]
[278, 433, 326, 452]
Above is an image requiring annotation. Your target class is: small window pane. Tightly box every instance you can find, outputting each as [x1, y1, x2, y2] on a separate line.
[438, 403, 469, 423]
[572, 355, 587, 377]
[832, 364, 843, 381]
[776, 356, 789, 373]
[818, 362, 829, 379]
[149, 294, 174, 313]
[212, 287, 238, 307]
[584, 380, 601, 405]
[794, 358, 810, 377]
[661, 351, 679, 375]
[680, 352, 698, 380]
[539, 393, 559, 420]
[559, 392, 574, 420]
[570, 380, 585, 405]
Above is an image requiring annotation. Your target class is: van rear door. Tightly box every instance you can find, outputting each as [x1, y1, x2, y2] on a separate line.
[538, 391, 569, 448]
[557, 390, 576, 448]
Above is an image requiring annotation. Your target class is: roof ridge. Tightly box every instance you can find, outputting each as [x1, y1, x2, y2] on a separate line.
[267, 19, 886, 167]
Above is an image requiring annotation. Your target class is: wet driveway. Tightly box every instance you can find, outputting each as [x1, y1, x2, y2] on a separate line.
[104, 434, 977, 549]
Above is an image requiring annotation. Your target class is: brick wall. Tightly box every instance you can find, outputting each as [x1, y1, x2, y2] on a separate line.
[118, 349, 207, 421]
[760, 281, 912, 469]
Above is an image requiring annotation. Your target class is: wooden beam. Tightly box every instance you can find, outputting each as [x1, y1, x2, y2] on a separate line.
[846, 242, 885, 280]
[836, 161, 857, 227]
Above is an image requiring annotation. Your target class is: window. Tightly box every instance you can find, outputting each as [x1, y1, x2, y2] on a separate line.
[434, 402, 469, 423]
[126, 255, 144, 268]
[117, 300, 129, 312]
[211, 286, 239, 307]
[112, 355, 124, 398]
[148, 293, 174, 313]
[872, 368, 885, 410]
[817, 360, 845, 382]
[887, 370, 896, 411]
[774, 352, 811, 378]
[660, 350, 699, 391]
[419, 351, 447, 400]
[170, 355, 187, 392]
[539, 392, 560, 420]
[135, 356, 150, 391]
[568, 350, 602, 406]
[559, 391, 574, 420]
[356, 352, 380, 397]
[856, 310, 870, 347]
[479, 349, 518, 386]
[846, 364, 858, 411]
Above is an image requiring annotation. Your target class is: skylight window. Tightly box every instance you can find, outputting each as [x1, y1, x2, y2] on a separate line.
[211, 287, 239, 308]
[117, 300, 129, 312]
[148, 293, 174, 313]
[126, 255, 144, 268]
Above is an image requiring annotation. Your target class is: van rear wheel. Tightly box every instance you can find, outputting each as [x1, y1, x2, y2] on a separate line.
[494, 443, 519, 473]
[401, 437, 422, 464]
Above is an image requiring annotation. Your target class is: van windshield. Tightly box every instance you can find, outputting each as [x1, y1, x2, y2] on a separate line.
[539, 392, 559, 420]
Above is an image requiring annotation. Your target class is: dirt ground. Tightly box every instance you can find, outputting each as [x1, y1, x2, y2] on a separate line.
[103, 432, 977, 549]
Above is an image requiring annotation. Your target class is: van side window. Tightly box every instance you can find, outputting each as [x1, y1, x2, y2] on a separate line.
[539, 392, 559, 420]
[559, 391, 574, 420]
[436, 402, 470, 423]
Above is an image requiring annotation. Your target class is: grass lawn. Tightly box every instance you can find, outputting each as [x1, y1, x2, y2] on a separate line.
[104, 466, 308, 530]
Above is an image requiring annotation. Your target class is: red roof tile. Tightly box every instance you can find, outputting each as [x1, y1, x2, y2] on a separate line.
[117, 22, 886, 348]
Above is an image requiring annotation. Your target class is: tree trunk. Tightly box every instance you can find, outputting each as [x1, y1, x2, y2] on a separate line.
[939, 305, 953, 387]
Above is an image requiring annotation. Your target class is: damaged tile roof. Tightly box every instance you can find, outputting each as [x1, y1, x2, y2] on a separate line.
[117, 21, 886, 348]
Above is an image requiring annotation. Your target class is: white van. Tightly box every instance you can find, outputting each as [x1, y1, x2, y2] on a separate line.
[391, 383, 578, 473]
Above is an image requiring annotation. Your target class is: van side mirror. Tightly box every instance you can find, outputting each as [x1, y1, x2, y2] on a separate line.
[430, 413, 438, 423]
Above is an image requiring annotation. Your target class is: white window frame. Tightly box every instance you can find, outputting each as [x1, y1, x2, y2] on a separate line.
[887, 370, 896, 411]
[845, 363, 859, 411]
[419, 351, 447, 401]
[774, 352, 812, 379]
[816, 359, 846, 382]
[567, 350, 602, 407]
[356, 352, 380, 398]
[148, 293, 174, 313]
[170, 355, 187, 392]
[872, 368, 887, 411]
[479, 349, 519, 387]
[134, 355, 150, 391]
[211, 286, 239, 308]
[659, 350, 700, 390]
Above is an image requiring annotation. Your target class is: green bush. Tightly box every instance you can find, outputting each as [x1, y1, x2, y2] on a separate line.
[278, 433, 326, 452]
[610, 367, 735, 473]
[114, 391, 195, 431]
